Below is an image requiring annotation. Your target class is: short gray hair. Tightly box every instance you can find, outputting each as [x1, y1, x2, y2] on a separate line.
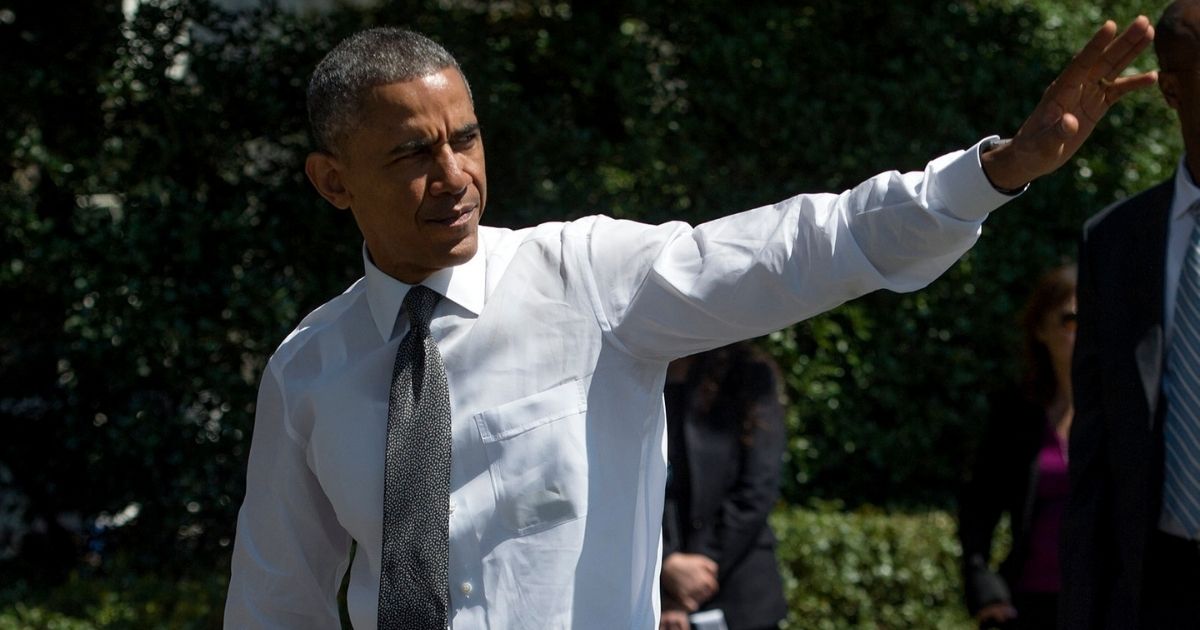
[1156, 0, 1200, 71]
[307, 27, 468, 153]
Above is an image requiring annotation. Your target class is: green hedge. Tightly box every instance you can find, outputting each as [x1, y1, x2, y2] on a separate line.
[0, 0, 1168, 574]
[0, 572, 224, 630]
[0, 507, 1008, 629]
[774, 505, 1011, 629]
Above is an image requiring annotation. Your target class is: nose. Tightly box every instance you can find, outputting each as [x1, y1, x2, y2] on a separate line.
[429, 145, 470, 197]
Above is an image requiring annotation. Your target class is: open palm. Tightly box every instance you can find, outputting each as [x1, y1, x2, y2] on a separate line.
[984, 16, 1157, 190]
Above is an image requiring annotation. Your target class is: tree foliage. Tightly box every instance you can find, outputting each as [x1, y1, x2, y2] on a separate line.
[0, 0, 1174, 579]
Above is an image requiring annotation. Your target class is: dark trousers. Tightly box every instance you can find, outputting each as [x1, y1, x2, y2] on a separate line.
[1140, 531, 1200, 629]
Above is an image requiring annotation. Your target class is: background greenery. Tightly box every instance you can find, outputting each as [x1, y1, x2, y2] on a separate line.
[0, 0, 1174, 626]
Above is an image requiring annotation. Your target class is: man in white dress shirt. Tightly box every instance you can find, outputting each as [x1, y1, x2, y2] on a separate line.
[225, 19, 1155, 629]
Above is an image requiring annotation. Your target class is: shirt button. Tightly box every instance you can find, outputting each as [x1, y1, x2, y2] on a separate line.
[460, 581, 473, 596]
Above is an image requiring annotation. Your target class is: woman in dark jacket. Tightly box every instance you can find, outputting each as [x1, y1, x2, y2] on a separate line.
[658, 341, 788, 630]
[957, 264, 1077, 629]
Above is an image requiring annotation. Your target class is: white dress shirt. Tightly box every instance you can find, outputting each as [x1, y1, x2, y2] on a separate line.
[225, 138, 1014, 629]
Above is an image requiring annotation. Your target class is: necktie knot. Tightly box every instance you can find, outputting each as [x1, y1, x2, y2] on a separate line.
[404, 286, 441, 334]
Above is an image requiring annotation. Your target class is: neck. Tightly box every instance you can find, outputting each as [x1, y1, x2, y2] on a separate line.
[1055, 364, 1073, 403]
[1047, 363, 1073, 428]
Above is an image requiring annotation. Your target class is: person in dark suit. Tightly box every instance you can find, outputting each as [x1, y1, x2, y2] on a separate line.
[1063, 2, 1200, 628]
[658, 342, 788, 630]
[958, 265, 1076, 630]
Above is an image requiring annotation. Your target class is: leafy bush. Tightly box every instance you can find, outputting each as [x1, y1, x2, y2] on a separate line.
[0, 0, 1172, 576]
[0, 506, 1009, 628]
[0, 570, 225, 630]
[774, 505, 1013, 630]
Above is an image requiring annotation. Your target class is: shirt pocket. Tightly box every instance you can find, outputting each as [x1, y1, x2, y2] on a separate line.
[472, 379, 589, 536]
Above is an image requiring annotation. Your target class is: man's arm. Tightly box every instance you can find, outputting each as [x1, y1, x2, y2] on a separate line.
[583, 139, 1013, 362]
[955, 406, 1018, 618]
[225, 364, 352, 628]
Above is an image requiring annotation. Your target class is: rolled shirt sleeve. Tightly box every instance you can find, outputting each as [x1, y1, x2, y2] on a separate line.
[584, 138, 1011, 361]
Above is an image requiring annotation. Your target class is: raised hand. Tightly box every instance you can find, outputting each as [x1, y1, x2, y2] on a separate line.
[982, 16, 1158, 191]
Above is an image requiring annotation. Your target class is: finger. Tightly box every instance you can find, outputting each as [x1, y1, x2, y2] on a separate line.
[1105, 70, 1158, 101]
[1030, 109, 1079, 156]
[1056, 20, 1119, 89]
[1098, 17, 1154, 81]
[1083, 71, 1158, 122]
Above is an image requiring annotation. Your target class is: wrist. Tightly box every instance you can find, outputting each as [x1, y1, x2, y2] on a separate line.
[979, 137, 1030, 195]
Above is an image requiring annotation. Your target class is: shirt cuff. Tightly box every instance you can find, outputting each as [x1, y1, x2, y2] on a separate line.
[932, 135, 1027, 222]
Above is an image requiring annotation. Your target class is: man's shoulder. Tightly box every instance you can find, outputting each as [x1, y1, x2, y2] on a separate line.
[479, 215, 663, 256]
[479, 215, 616, 240]
[267, 277, 368, 370]
[1083, 178, 1173, 238]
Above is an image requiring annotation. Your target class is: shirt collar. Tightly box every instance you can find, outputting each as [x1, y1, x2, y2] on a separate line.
[1172, 155, 1200, 220]
[362, 237, 487, 342]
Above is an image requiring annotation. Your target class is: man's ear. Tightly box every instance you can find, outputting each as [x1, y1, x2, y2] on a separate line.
[305, 151, 353, 210]
[1160, 73, 1182, 111]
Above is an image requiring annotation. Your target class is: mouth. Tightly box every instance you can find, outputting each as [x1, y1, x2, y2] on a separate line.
[426, 204, 476, 229]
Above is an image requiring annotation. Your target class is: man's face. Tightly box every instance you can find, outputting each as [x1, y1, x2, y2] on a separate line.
[1159, 10, 1200, 155]
[309, 68, 487, 283]
[1163, 63, 1200, 151]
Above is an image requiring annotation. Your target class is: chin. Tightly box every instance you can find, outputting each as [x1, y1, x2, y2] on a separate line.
[442, 235, 479, 267]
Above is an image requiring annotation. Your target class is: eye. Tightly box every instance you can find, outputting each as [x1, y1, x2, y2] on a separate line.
[452, 131, 479, 151]
[387, 146, 431, 166]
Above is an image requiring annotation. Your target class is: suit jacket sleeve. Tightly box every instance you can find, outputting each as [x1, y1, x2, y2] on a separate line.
[662, 495, 682, 557]
[956, 402, 1018, 615]
[694, 361, 786, 579]
[1059, 225, 1114, 630]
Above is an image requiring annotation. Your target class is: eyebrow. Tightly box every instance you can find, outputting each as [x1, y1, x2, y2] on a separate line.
[450, 122, 481, 141]
[387, 122, 481, 158]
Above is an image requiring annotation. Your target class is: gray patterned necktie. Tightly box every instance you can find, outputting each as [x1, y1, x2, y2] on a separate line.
[1164, 202, 1200, 539]
[378, 285, 451, 629]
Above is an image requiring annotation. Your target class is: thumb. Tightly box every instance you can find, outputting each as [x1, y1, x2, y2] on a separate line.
[1055, 112, 1080, 139]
